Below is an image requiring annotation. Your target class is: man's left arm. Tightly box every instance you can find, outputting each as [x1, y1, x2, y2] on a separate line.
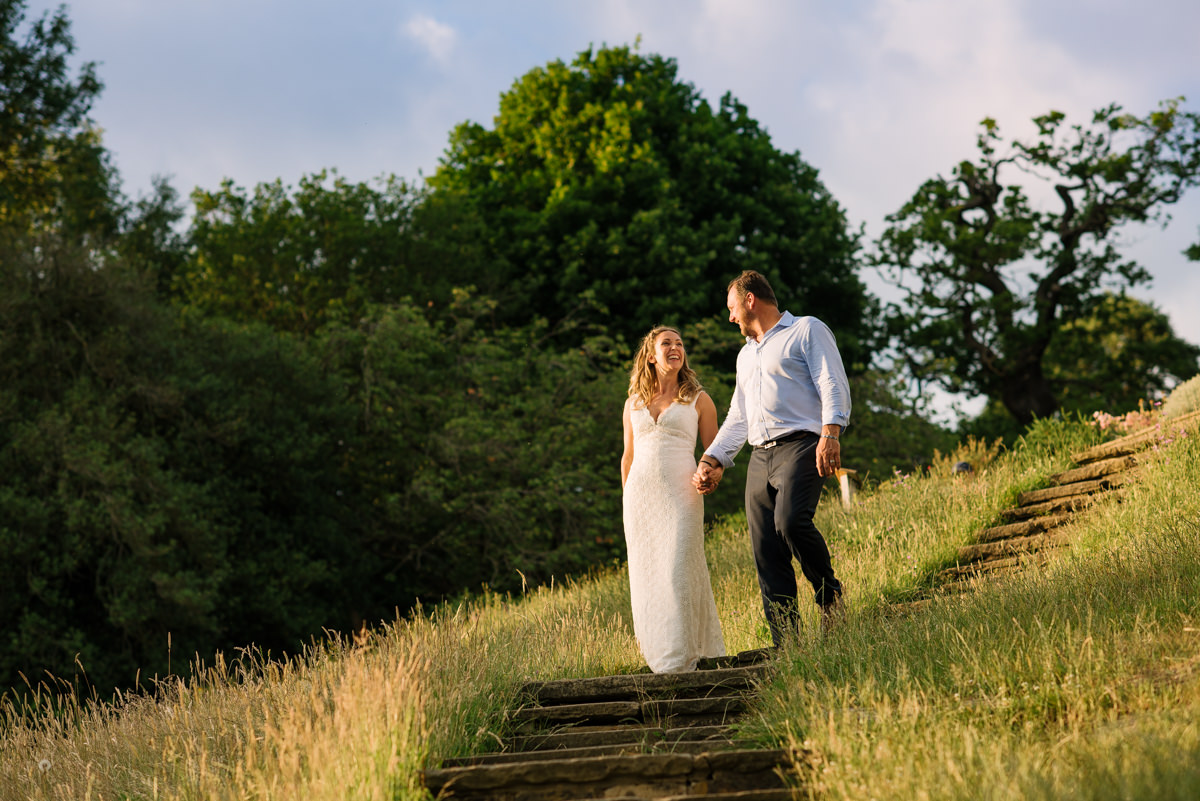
[806, 320, 851, 477]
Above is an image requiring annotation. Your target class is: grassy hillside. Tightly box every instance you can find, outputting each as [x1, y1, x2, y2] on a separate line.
[3, 415, 1199, 800]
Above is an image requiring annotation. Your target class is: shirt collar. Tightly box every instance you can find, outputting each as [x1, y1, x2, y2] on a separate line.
[746, 310, 796, 344]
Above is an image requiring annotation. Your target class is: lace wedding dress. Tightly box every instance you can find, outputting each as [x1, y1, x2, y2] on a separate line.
[623, 397, 726, 672]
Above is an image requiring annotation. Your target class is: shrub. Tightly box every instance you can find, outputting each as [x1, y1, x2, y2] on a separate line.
[1160, 373, 1200, 419]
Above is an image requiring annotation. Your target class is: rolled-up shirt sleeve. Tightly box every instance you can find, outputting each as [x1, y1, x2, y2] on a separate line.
[705, 380, 747, 469]
[805, 320, 852, 430]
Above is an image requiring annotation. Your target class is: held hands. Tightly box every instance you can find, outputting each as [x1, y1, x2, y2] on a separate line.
[692, 460, 723, 495]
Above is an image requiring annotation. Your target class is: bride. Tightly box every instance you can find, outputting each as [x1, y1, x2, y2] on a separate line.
[620, 326, 726, 672]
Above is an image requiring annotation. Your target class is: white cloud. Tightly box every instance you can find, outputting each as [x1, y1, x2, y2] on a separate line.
[403, 13, 458, 64]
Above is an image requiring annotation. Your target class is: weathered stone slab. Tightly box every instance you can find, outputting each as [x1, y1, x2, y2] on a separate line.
[1072, 409, 1200, 464]
[699, 749, 795, 795]
[512, 700, 641, 725]
[976, 513, 1073, 543]
[424, 748, 792, 801]
[958, 530, 1072, 562]
[703, 748, 792, 773]
[510, 724, 733, 754]
[643, 696, 748, 720]
[937, 551, 1050, 581]
[441, 737, 740, 768]
[1001, 493, 1096, 521]
[525, 665, 765, 705]
[702, 648, 773, 668]
[1050, 455, 1138, 486]
[424, 751, 697, 793]
[657, 790, 796, 801]
[1017, 475, 1126, 505]
[443, 743, 652, 767]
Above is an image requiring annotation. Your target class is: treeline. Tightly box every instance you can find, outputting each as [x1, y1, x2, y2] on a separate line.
[2, 227, 636, 694]
[3, 0, 1198, 697]
[0, 4, 927, 696]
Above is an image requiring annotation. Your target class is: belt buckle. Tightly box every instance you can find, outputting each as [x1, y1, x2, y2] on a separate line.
[760, 439, 779, 449]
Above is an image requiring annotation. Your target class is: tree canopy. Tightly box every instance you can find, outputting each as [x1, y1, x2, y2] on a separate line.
[429, 44, 875, 366]
[0, 0, 116, 240]
[873, 99, 1200, 426]
[1045, 292, 1199, 415]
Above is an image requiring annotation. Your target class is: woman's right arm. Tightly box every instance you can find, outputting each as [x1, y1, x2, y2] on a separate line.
[621, 397, 634, 488]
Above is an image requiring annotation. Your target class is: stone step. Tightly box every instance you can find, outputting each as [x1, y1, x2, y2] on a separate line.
[1050, 455, 1138, 486]
[958, 530, 1073, 562]
[442, 737, 742, 768]
[579, 790, 797, 801]
[976, 513, 1073, 543]
[423, 748, 794, 801]
[513, 695, 750, 731]
[698, 649, 773, 669]
[1071, 409, 1200, 464]
[937, 551, 1053, 582]
[525, 664, 766, 706]
[510, 724, 735, 754]
[1000, 492, 1097, 521]
[1016, 475, 1128, 505]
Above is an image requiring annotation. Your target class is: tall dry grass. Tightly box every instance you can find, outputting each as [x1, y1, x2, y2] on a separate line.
[746, 418, 1200, 800]
[4, 414, 1198, 800]
[2, 633, 429, 800]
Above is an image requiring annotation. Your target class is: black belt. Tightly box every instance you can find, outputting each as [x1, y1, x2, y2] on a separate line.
[754, 430, 816, 450]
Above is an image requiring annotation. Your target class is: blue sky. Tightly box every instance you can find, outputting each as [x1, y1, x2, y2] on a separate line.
[26, 0, 1200, 375]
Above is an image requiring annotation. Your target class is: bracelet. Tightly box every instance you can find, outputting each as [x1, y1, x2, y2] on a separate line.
[701, 458, 722, 469]
[820, 434, 839, 440]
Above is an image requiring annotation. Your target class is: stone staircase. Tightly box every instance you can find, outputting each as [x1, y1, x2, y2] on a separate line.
[916, 409, 1200, 604]
[422, 651, 802, 801]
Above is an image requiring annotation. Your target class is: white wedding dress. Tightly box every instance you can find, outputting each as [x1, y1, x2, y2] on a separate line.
[623, 396, 726, 672]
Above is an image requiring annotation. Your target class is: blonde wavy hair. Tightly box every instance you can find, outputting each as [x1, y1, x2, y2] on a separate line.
[627, 326, 703, 408]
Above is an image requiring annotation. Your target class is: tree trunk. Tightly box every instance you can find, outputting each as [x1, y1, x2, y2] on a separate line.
[999, 369, 1059, 427]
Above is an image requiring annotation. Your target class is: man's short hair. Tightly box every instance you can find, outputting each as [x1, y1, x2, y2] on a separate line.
[727, 270, 778, 306]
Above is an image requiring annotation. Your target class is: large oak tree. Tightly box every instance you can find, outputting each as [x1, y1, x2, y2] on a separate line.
[873, 100, 1200, 426]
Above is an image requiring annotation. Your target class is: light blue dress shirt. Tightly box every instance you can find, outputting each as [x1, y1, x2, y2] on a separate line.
[705, 311, 852, 468]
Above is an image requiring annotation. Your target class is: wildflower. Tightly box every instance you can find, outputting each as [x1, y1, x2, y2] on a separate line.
[38, 759, 51, 773]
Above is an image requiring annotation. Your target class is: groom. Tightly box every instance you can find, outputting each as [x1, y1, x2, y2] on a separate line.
[692, 270, 851, 645]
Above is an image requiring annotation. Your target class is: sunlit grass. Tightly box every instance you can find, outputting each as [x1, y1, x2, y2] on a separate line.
[746, 421, 1200, 801]
[2, 415, 1198, 800]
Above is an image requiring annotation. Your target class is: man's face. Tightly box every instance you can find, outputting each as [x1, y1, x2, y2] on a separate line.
[727, 288, 752, 337]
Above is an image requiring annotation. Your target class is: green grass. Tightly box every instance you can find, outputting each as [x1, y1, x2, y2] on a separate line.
[3, 415, 1199, 800]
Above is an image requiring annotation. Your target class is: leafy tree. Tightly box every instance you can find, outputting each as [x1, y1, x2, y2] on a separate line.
[1045, 292, 1199, 414]
[429, 43, 875, 367]
[177, 171, 494, 334]
[177, 172, 422, 333]
[117, 176, 189, 298]
[317, 292, 629, 610]
[873, 99, 1200, 426]
[0, 234, 361, 694]
[0, 0, 117, 240]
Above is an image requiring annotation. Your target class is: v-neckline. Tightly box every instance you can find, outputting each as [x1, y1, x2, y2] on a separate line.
[646, 397, 686, 424]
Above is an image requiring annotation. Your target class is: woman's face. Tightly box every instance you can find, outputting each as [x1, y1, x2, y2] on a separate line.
[650, 330, 686, 374]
